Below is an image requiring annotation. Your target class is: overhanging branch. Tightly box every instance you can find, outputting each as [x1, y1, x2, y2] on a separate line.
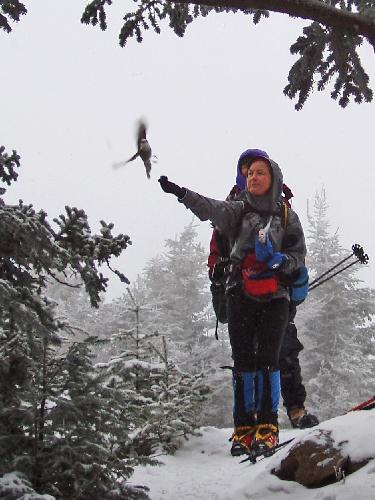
[170, 0, 375, 40]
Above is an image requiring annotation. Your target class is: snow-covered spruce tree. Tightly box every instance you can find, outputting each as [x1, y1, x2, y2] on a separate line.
[91, 276, 164, 365]
[198, 333, 234, 428]
[143, 335, 209, 454]
[98, 290, 209, 456]
[297, 188, 375, 420]
[105, 287, 163, 456]
[140, 223, 212, 357]
[29, 337, 153, 499]
[0, 146, 151, 498]
[128, 223, 233, 427]
[45, 276, 102, 344]
[90, 223, 231, 429]
[0, 471, 55, 499]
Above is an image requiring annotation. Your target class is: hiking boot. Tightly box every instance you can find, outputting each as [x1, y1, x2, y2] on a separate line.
[229, 426, 256, 456]
[253, 424, 279, 455]
[289, 407, 319, 429]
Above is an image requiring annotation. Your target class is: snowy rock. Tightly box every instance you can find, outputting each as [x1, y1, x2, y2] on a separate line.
[273, 412, 375, 487]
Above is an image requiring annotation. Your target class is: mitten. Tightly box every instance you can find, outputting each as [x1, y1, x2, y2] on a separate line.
[266, 252, 285, 270]
[158, 176, 186, 199]
[255, 235, 274, 262]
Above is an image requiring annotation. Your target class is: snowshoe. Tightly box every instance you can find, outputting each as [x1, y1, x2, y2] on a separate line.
[229, 426, 256, 456]
[252, 424, 279, 457]
[240, 437, 295, 464]
[289, 408, 319, 429]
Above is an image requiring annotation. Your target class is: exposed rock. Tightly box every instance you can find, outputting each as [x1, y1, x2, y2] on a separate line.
[272, 429, 370, 488]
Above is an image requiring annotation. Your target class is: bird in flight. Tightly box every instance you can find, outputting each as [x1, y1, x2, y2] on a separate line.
[113, 120, 154, 179]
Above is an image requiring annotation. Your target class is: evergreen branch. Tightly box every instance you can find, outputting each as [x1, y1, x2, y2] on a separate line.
[172, 1, 375, 40]
[46, 270, 82, 289]
[82, 1, 375, 42]
[73, 450, 141, 499]
[126, 287, 137, 307]
[147, 338, 172, 365]
[284, 21, 372, 109]
[81, 0, 113, 31]
[106, 258, 130, 284]
[0, 0, 27, 33]
[80, 1, 374, 107]
[0, 145, 20, 189]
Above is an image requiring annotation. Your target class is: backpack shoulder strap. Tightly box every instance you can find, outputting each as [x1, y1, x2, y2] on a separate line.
[281, 200, 288, 229]
[215, 228, 231, 257]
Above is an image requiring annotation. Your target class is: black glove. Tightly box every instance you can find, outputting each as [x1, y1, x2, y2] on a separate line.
[158, 176, 186, 199]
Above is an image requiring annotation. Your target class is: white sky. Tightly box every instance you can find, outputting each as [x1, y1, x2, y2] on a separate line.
[1, 1, 374, 300]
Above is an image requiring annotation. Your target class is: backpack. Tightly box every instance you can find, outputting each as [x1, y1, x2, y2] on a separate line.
[209, 229, 230, 324]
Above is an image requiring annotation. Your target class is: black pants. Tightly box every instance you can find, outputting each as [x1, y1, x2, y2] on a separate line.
[279, 302, 306, 413]
[227, 291, 289, 426]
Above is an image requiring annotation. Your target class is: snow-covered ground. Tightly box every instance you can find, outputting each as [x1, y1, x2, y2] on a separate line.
[132, 411, 375, 499]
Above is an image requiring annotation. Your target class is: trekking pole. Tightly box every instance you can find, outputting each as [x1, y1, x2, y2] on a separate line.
[308, 244, 369, 292]
[346, 395, 375, 413]
[308, 244, 366, 287]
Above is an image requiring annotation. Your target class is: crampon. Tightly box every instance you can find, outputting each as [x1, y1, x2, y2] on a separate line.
[240, 438, 294, 464]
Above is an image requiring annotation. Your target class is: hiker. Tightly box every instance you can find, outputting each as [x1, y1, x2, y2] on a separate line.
[158, 154, 306, 456]
[209, 149, 319, 430]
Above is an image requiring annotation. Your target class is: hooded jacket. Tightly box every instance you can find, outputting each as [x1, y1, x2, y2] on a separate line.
[180, 158, 306, 301]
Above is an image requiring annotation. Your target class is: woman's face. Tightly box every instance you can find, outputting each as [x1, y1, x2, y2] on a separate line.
[247, 160, 272, 196]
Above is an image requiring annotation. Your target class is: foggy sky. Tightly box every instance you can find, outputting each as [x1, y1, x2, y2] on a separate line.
[2, 1, 374, 300]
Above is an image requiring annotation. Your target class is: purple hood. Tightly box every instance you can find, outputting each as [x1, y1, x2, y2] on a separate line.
[236, 148, 270, 191]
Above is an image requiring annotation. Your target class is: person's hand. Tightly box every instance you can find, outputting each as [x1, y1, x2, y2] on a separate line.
[266, 252, 285, 270]
[255, 235, 285, 270]
[290, 266, 309, 303]
[255, 235, 274, 262]
[158, 176, 186, 199]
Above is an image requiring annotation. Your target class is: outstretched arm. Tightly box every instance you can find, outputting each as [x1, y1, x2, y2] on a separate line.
[159, 176, 244, 236]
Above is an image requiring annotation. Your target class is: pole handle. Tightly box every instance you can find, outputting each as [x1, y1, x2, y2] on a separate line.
[352, 244, 369, 264]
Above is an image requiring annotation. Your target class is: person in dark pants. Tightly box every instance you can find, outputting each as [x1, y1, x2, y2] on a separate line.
[159, 153, 307, 455]
[228, 293, 289, 430]
[280, 302, 306, 414]
[208, 149, 318, 431]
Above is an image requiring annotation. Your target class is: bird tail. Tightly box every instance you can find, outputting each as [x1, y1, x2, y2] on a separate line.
[145, 160, 152, 179]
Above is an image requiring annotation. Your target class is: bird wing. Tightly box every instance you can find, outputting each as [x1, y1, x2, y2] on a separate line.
[112, 151, 139, 169]
[126, 151, 140, 163]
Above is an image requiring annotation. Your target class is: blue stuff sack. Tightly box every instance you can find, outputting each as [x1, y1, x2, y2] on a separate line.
[290, 266, 309, 304]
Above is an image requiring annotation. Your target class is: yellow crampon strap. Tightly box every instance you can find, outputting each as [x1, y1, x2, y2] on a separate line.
[254, 423, 278, 439]
[229, 426, 255, 442]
